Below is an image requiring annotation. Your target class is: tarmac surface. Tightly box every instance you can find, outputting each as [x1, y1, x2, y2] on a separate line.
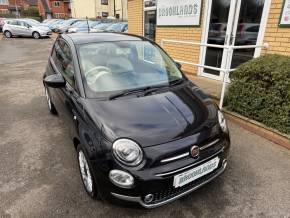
[0, 36, 290, 218]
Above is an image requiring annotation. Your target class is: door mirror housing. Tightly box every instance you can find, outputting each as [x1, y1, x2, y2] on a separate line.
[44, 74, 66, 88]
[175, 62, 182, 69]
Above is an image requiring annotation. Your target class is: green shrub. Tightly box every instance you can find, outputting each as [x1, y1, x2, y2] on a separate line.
[23, 7, 40, 17]
[226, 54, 290, 135]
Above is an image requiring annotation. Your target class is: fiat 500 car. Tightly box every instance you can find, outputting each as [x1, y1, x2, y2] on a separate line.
[43, 32, 230, 208]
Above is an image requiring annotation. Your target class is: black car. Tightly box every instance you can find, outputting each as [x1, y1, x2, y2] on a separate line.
[43, 32, 230, 208]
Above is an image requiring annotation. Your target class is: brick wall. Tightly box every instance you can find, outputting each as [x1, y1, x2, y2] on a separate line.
[128, 0, 143, 35]
[156, 25, 203, 74]
[263, 0, 290, 55]
[37, 0, 45, 17]
[50, 0, 70, 18]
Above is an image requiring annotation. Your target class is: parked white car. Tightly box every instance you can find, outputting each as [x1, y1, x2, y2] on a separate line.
[3, 19, 52, 39]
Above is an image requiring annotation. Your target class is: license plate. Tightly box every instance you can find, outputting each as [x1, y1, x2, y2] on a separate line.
[173, 157, 220, 188]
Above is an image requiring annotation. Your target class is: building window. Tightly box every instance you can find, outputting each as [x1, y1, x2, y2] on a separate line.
[0, 0, 9, 5]
[0, 9, 9, 14]
[144, 1, 157, 41]
[53, 1, 61, 7]
[54, 13, 64, 18]
[102, 12, 108, 17]
[144, 0, 156, 8]
[116, 14, 120, 19]
[101, 0, 108, 5]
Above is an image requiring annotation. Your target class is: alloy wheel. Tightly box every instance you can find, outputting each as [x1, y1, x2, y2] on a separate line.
[78, 150, 93, 193]
[33, 32, 40, 39]
[5, 31, 11, 38]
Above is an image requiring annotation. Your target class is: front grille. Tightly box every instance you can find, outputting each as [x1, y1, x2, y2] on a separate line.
[159, 137, 221, 165]
[145, 164, 222, 205]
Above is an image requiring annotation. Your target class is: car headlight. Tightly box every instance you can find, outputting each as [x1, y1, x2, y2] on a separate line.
[109, 170, 134, 188]
[112, 139, 143, 166]
[218, 111, 228, 133]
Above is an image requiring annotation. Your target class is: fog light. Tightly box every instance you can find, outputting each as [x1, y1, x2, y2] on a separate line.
[144, 194, 154, 204]
[109, 170, 134, 188]
[222, 159, 227, 167]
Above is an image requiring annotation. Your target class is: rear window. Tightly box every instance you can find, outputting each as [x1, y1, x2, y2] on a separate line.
[7, 20, 18, 25]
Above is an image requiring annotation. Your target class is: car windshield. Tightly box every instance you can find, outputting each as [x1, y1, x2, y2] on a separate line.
[71, 20, 86, 27]
[75, 21, 96, 28]
[78, 40, 183, 98]
[90, 21, 101, 28]
[52, 20, 64, 26]
[62, 19, 77, 26]
[26, 20, 39, 27]
[106, 23, 127, 32]
[94, 23, 112, 30]
[28, 19, 40, 24]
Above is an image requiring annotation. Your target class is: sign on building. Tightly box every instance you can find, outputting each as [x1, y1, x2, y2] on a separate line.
[279, 0, 290, 27]
[156, 0, 202, 26]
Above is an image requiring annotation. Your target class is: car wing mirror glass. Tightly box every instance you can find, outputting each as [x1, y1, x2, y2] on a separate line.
[44, 74, 66, 88]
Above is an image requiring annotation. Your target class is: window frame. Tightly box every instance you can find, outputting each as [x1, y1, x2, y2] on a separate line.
[101, 0, 108, 5]
[102, 12, 109, 17]
[51, 39, 76, 87]
[53, 1, 61, 7]
[0, 0, 9, 5]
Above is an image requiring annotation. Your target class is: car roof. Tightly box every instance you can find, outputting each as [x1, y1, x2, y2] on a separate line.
[64, 32, 144, 45]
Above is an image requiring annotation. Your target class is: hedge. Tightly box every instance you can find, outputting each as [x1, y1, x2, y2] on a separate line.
[226, 54, 290, 135]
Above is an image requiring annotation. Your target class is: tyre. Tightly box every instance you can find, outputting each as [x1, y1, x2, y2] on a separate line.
[44, 87, 57, 114]
[33, 31, 40, 39]
[4, 30, 12, 38]
[77, 145, 100, 200]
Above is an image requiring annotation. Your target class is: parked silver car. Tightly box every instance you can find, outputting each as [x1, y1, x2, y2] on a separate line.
[3, 19, 52, 39]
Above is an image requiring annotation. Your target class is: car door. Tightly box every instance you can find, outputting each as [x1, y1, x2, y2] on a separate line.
[8, 20, 21, 35]
[15, 21, 26, 36]
[49, 39, 81, 136]
[21, 21, 33, 36]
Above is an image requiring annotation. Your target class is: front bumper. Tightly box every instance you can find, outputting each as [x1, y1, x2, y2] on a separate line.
[40, 31, 52, 36]
[92, 134, 230, 208]
[111, 158, 227, 208]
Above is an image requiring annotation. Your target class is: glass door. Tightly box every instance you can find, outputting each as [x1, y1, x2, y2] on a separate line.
[144, 0, 156, 41]
[230, 0, 265, 69]
[201, 0, 266, 80]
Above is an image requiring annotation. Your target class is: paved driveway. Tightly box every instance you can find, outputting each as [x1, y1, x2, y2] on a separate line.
[0, 37, 290, 218]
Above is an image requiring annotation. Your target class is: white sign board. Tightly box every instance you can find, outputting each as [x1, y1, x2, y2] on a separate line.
[280, 0, 290, 26]
[157, 0, 202, 26]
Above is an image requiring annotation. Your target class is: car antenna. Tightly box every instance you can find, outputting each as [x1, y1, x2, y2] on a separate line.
[86, 16, 90, 33]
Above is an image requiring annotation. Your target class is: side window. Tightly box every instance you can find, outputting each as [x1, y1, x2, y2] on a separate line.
[9, 20, 18, 25]
[23, 21, 30, 28]
[52, 40, 75, 86]
[19, 21, 26, 27]
[16, 21, 22, 26]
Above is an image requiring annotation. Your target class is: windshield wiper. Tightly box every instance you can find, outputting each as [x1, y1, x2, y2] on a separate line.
[169, 78, 185, 86]
[109, 88, 146, 100]
[108, 85, 169, 100]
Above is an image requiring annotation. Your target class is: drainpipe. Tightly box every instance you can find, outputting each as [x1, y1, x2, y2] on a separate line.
[121, 0, 123, 21]
[15, 0, 19, 18]
[113, 0, 116, 17]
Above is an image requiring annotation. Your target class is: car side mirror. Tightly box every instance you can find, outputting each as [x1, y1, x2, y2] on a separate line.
[44, 74, 66, 88]
[175, 62, 182, 69]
